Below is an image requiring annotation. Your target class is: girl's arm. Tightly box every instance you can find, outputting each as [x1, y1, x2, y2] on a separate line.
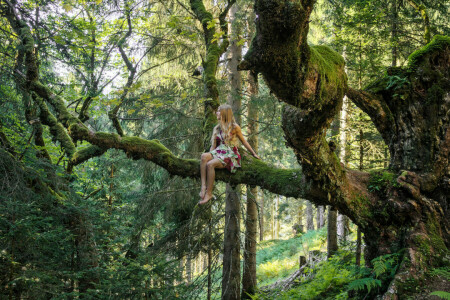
[210, 134, 217, 152]
[235, 125, 261, 159]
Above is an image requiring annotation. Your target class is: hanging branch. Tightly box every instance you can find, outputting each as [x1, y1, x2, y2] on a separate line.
[405, 0, 431, 44]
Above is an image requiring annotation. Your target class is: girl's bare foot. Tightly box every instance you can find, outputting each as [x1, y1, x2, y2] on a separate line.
[199, 186, 206, 199]
[199, 192, 214, 205]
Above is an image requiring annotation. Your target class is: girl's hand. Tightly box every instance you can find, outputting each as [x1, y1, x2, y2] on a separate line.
[252, 152, 261, 160]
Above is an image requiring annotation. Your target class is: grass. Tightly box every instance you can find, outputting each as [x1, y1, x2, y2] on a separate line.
[256, 228, 327, 286]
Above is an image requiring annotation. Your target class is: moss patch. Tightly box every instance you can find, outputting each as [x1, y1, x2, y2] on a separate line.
[408, 35, 450, 71]
[307, 45, 347, 108]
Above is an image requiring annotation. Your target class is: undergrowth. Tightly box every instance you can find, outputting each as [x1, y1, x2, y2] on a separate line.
[253, 241, 402, 300]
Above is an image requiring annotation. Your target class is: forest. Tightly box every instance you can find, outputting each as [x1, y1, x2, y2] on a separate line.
[0, 0, 449, 299]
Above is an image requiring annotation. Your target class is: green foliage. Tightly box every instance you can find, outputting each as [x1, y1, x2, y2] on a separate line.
[368, 171, 399, 193]
[430, 291, 450, 300]
[276, 251, 356, 300]
[408, 35, 450, 71]
[429, 267, 450, 280]
[345, 253, 401, 298]
[347, 277, 382, 293]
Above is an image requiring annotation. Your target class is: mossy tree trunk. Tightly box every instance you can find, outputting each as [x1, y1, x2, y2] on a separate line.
[4, 0, 448, 297]
[242, 9, 259, 300]
[224, 3, 242, 299]
[240, 0, 449, 297]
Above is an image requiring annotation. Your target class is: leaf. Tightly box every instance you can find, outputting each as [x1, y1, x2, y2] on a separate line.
[430, 291, 450, 300]
[347, 277, 381, 293]
[206, 19, 217, 29]
[237, 38, 246, 47]
[63, 3, 73, 12]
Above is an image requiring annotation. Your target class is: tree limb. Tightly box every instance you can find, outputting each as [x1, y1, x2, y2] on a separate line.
[346, 87, 395, 144]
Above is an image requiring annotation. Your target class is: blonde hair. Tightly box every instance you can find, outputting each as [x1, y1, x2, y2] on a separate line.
[211, 104, 236, 146]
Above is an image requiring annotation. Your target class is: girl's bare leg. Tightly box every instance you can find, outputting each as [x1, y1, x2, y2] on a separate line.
[199, 158, 225, 204]
[200, 153, 213, 199]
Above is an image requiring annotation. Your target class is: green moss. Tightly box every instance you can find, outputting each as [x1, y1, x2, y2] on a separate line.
[368, 171, 399, 194]
[424, 213, 448, 262]
[71, 145, 105, 164]
[407, 35, 450, 71]
[308, 45, 347, 106]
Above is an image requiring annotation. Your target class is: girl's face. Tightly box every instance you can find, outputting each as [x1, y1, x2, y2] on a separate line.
[216, 109, 221, 121]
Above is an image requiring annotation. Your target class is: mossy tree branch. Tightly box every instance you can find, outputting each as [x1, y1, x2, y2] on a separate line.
[2, 4, 323, 200]
[405, 0, 431, 44]
[189, 0, 235, 150]
[108, 2, 136, 136]
[346, 87, 394, 144]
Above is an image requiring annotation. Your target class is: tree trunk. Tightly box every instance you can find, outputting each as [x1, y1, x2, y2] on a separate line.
[241, 1, 449, 297]
[74, 214, 99, 294]
[297, 199, 304, 234]
[316, 206, 324, 228]
[327, 208, 338, 258]
[337, 213, 347, 243]
[355, 227, 362, 266]
[275, 195, 280, 238]
[242, 185, 258, 299]
[186, 254, 192, 284]
[259, 191, 264, 241]
[222, 185, 241, 300]
[224, 4, 243, 299]
[306, 201, 314, 231]
[242, 47, 259, 298]
[391, 0, 399, 67]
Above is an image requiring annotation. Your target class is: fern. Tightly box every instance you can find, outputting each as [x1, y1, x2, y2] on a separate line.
[347, 277, 381, 293]
[429, 267, 450, 280]
[371, 253, 399, 278]
[430, 291, 450, 300]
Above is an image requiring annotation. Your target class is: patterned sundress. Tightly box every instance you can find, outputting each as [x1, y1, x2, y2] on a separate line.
[210, 128, 241, 173]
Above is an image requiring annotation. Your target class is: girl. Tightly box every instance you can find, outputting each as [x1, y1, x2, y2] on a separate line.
[199, 104, 260, 204]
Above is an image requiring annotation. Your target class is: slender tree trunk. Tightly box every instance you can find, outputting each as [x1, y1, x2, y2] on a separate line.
[337, 92, 349, 244]
[391, 0, 399, 67]
[337, 213, 347, 243]
[259, 191, 264, 241]
[316, 206, 324, 228]
[242, 185, 257, 299]
[327, 115, 340, 256]
[355, 227, 362, 266]
[186, 254, 192, 284]
[297, 199, 304, 234]
[222, 185, 241, 300]
[327, 208, 338, 258]
[405, 0, 431, 43]
[223, 4, 242, 299]
[355, 128, 364, 265]
[242, 56, 259, 298]
[271, 199, 274, 240]
[275, 195, 280, 238]
[306, 201, 314, 231]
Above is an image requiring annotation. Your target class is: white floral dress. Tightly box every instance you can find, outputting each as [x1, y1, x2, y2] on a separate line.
[210, 129, 241, 173]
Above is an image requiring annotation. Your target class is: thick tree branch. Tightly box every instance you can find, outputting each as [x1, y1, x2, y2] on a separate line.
[68, 145, 106, 173]
[68, 121, 310, 198]
[346, 87, 394, 144]
[33, 94, 76, 157]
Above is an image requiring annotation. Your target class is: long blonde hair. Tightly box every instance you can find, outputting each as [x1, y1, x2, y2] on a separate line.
[211, 104, 236, 146]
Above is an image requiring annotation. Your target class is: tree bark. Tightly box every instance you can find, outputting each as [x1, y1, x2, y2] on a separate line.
[316, 205, 324, 228]
[240, 1, 449, 297]
[222, 185, 241, 300]
[306, 201, 314, 231]
[4, 1, 449, 297]
[242, 58, 259, 299]
[327, 208, 338, 258]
